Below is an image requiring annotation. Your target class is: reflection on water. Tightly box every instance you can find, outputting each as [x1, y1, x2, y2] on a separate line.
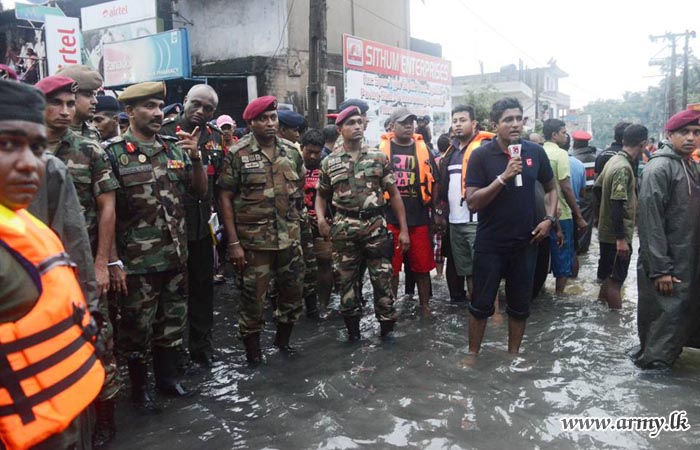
[112, 235, 700, 450]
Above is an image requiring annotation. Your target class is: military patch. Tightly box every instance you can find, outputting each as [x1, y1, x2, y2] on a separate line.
[168, 160, 185, 170]
[119, 154, 130, 166]
[120, 164, 153, 175]
[138, 154, 147, 163]
[242, 155, 249, 163]
[244, 162, 263, 169]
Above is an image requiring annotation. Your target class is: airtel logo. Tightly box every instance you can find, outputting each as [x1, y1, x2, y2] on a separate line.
[102, 5, 128, 18]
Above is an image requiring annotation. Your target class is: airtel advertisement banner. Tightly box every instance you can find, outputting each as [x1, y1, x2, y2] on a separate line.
[81, 0, 157, 32]
[343, 34, 452, 146]
[45, 15, 83, 75]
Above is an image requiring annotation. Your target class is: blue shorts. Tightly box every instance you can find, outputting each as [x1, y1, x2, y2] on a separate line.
[469, 245, 538, 320]
[549, 219, 574, 278]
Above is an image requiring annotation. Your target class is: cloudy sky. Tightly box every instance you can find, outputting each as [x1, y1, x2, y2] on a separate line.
[410, 0, 700, 108]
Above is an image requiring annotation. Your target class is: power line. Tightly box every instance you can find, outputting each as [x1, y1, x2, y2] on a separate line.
[342, 0, 410, 34]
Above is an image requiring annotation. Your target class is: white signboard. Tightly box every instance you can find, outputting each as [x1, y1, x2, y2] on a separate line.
[45, 15, 82, 75]
[82, 18, 161, 73]
[81, 0, 156, 32]
[343, 34, 452, 146]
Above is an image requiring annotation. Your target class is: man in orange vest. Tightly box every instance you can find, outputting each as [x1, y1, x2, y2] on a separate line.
[379, 108, 437, 314]
[0, 80, 105, 450]
[435, 105, 494, 303]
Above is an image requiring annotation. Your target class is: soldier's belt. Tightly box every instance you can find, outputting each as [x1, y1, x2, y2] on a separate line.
[335, 208, 384, 220]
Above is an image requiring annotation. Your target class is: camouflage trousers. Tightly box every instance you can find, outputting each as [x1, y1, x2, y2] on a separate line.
[95, 292, 120, 401]
[118, 269, 188, 358]
[300, 217, 318, 303]
[239, 245, 304, 337]
[331, 215, 396, 321]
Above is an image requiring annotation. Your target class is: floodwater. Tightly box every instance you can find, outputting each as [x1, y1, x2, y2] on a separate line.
[111, 234, 700, 450]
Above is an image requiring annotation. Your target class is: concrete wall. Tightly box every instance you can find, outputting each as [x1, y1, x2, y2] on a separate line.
[177, 0, 288, 65]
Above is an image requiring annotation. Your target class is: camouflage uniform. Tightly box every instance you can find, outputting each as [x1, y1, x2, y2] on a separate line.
[71, 121, 101, 142]
[161, 115, 222, 358]
[51, 129, 121, 401]
[217, 133, 305, 337]
[104, 129, 192, 358]
[317, 145, 397, 321]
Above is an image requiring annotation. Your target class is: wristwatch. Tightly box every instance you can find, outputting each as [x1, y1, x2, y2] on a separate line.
[544, 215, 557, 224]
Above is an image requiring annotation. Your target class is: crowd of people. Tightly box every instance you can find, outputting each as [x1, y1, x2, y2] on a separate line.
[2, 62, 700, 450]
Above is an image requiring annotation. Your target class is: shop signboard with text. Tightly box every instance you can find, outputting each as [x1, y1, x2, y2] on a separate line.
[343, 34, 452, 146]
[102, 29, 191, 87]
[45, 15, 83, 75]
[81, 0, 157, 32]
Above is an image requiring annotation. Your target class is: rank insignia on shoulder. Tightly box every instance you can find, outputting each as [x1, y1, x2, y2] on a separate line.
[168, 160, 185, 169]
[126, 142, 137, 154]
[119, 154, 130, 166]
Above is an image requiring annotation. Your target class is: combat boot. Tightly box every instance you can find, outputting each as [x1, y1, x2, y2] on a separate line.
[380, 320, 395, 338]
[153, 347, 193, 397]
[304, 295, 320, 320]
[242, 332, 262, 365]
[126, 355, 160, 413]
[92, 398, 116, 449]
[274, 322, 296, 353]
[344, 316, 361, 342]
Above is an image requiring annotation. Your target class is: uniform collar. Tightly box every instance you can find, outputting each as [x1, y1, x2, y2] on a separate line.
[334, 143, 369, 157]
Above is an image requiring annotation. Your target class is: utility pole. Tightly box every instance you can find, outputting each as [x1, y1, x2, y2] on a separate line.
[308, 0, 328, 129]
[650, 31, 696, 117]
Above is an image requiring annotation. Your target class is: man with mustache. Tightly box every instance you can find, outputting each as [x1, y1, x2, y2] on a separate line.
[56, 64, 103, 142]
[36, 75, 121, 447]
[218, 96, 305, 364]
[105, 81, 207, 410]
[465, 97, 557, 354]
[161, 84, 221, 367]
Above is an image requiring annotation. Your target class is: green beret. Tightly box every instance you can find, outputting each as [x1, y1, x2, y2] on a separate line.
[56, 64, 103, 91]
[118, 81, 166, 105]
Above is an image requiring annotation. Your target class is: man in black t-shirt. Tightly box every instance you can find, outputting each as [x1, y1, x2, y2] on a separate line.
[379, 108, 437, 314]
[465, 98, 558, 354]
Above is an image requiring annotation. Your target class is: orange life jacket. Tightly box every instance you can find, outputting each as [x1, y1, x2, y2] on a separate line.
[456, 131, 495, 199]
[0, 206, 105, 450]
[379, 133, 434, 204]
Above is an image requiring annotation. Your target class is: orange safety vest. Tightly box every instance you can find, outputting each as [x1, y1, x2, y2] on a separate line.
[457, 130, 495, 199]
[0, 206, 105, 450]
[379, 133, 434, 204]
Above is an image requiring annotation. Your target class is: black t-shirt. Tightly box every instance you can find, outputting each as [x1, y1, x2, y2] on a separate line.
[386, 141, 430, 227]
[465, 139, 554, 253]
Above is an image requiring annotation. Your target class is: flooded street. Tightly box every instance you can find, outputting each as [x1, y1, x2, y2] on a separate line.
[111, 234, 700, 450]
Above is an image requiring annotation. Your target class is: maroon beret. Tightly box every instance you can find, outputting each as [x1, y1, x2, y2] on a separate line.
[572, 130, 592, 141]
[665, 109, 700, 132]
[242, 96, 277, 121]
[335, 106, 362, 126]
[35, 75, 77, 97]
[0, 64, 18, 81]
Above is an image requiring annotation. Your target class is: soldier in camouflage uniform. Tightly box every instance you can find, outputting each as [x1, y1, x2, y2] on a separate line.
[36, 75, 120, 448]
[217, 96, 305, 364]
[56, 64, 103, 142]
[316, 106, 410, 341]
[161, 84, 221, 367]
[105, 82, 207, 411]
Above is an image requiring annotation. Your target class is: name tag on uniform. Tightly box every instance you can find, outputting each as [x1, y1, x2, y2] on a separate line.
[329, 161, 349, 173]
[241, 154, 263, 163]
[244, 162, 263, 169]
[168, 160, 185, 169]
[120, 164, 153, 175]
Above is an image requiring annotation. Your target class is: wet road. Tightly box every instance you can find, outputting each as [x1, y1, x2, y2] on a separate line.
[111, 235, 700, 450]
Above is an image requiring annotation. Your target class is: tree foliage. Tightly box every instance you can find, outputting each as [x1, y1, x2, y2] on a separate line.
[455, 86, 500, 131]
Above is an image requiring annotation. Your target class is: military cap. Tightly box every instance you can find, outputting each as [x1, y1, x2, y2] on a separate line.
[336, 106, 362, 126]
[665, 109, 700, 132]
[118, 81, 166, 104]
[0, 79, 45, 124]
[278, 109, 306, 129]
[117, 112, 129, 122]
[572, 130, 592, 141]
[0, 64, 18, 81]
[35, 75, 78, 97]
[337, 98, 369, 114]
[388, 107, 416, 124]
[242, 96, 277, 121]
[162, 103, 182, 116]
[56, 64, 103, 91]
[96, 95, 121, 113]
